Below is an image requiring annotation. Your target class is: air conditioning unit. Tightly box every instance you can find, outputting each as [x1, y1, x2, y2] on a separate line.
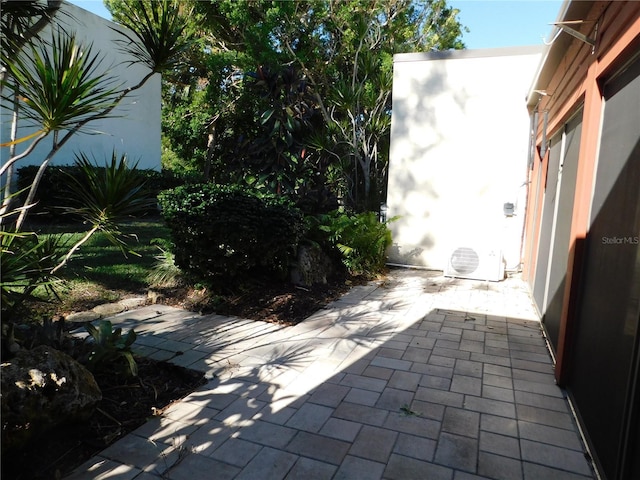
[444, 246, 505, 282]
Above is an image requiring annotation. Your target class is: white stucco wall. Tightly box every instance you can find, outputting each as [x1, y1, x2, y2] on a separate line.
[1, 1, 161, 171]
[387, 46, 542, 271]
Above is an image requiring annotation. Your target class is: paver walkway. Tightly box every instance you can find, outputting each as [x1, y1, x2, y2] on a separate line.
[66, 268, 595, 480]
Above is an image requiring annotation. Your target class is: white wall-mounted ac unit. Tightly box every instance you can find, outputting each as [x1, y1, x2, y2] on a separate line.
[444, 246, 505, 282]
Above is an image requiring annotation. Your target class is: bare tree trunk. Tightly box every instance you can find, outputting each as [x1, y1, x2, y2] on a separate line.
[1, 87, 21, 220]
[203, 120, 217, 181]
[15, 133, 58, 229]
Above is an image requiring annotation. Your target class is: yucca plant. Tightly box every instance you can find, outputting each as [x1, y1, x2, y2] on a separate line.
[0, 0, 61, 74]
[1, 30, 120, 136]
[1, 229, 66, 322]
[0, 188, 66, 321]
[51, 151, 157, 273]
[109, 0, 196, 73]
[1, 30, 121, 229]
[1, 1, 195, 230]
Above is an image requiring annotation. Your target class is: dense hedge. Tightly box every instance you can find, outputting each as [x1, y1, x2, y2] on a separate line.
[16, 166, 200, 218]
[16, 165, 84, 217]
[158, 183, 305, 282]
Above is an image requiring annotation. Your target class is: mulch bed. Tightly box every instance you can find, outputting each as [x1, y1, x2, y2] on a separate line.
[2, 358, 206, 480]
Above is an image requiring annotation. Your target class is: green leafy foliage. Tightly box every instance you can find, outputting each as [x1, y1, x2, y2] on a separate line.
[1, 29, 120, 134]
[243, 65, 322, 197]
[158, 183, 305, 284]
[55, 151, 158, 262]
[319, 210, 394, 277]
[147, 238, 183, 287]
[1, 227, 65, 322]
[0, 0, 59, 62]
[85, 320, 138, 378]
[63, 152, 155, 222]
[108, 0, 197, 73]
[140, 0, 467, 212]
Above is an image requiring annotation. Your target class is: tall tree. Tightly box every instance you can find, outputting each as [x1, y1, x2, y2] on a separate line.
[113, 0, 466, 210]
[275, 0, 466, 210]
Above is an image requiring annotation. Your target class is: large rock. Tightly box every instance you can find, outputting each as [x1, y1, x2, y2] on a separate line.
[1, 345, 102, 452]
[290, 244, 336, 286]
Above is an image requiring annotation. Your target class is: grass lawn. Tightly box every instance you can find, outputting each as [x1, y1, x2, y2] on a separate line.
[29, 217, 172, 316]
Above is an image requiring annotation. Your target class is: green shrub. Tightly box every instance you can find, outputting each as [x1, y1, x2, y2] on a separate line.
[319, 210, 394, 277]
[17, 164, 84, 218]
[158, 183, 305, 283]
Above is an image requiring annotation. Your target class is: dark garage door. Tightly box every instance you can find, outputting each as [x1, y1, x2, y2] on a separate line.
[567, 55, 640, 480]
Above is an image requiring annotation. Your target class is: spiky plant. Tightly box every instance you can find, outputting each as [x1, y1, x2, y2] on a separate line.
[51, 151, 157, 273]
[1, 30, 120, 136]
[110, 0, 196, 73]
[0, 0, 61, 68]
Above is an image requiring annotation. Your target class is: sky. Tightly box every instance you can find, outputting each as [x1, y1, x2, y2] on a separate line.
[69, 0, 564, 50]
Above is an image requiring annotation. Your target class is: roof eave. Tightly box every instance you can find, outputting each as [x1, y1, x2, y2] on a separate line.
[526, 0, 596, 111]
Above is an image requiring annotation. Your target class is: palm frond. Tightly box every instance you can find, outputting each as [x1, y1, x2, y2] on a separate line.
[111, 0, 196, 73]
[0, 0, 62, 62]
[1, 29, 121, 133]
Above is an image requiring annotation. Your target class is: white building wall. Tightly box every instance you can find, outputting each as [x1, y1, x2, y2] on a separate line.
[1, 1, 161, 171]
[387, 46, 542, 272]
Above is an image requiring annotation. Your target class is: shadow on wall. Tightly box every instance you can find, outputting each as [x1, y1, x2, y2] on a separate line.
[390, 61, 471, 196]
[388, 58, 474, 268]
[387, 244, 425, 265]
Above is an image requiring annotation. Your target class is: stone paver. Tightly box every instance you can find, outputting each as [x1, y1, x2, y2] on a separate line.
[65, 269, 596, 480]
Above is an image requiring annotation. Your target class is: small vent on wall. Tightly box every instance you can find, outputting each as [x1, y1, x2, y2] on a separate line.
[444, 246, 505, 282]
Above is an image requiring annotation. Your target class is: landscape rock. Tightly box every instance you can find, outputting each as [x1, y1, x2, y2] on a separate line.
[66, 311, 101, 323]
[92, 302, 126, 316]
[119, 297, 147, 310]
[290, 244, 335, 287]
[147, 290, 165, 304]
[1, 345, 102, 453]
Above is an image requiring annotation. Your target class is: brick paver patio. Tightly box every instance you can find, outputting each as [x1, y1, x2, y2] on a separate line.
[66, 268, 595, 480]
